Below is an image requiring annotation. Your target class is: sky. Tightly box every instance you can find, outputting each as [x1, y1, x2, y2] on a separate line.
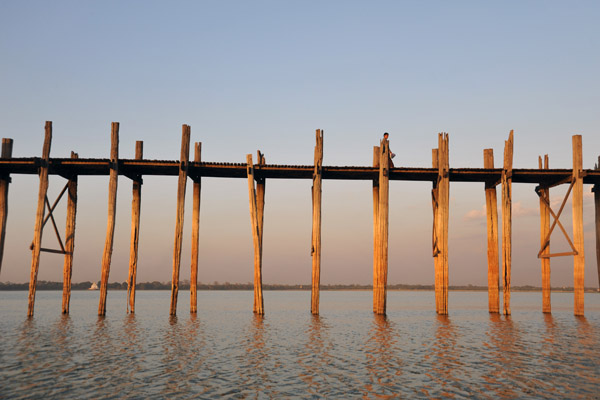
[0, 1, 599, 289]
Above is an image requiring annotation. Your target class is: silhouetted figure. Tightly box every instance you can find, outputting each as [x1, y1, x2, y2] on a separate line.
[383, 132, 396, 167]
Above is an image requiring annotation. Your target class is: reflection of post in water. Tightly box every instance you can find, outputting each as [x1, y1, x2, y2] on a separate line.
[363, 314, 400, 398]
[241, 314, 274, 396]
[299, 315, 332, 396]
[428, 315, 459, 397]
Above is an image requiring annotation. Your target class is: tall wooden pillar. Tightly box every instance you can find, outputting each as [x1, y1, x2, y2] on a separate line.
[431, 148, 439, 311]
[484, 149, 500, 313]
[170, 125, 191, 316]
[434, 133, 449, 315]
[190, 142, 201, 313]
[311, 129, 323, 315]
[98, 122, 119, 316]
[572, 135, 584, 316]
[372, 146, 380, 313]
[61, 151, 78, 314]
[374, 139, 389, 315]
[501, 130, 514, 315]
[538, 155, 551, 313]
[594, 156, 600, 292]
[247, 153, 264, 314]
[127, 141, 143, 313]
[0, 138, 13, 275]
[28, 122, 52, 317]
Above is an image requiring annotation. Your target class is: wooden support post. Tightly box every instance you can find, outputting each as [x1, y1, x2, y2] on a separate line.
[311, 129, 323, 315]
[98, 122, 119, 316]
[572, 135, 584, 316]
[431, 148, 440, 312]
[435, 133, 449, 315]
[170, 125, 191, 316]
[28, 121, 52, 317]
[0, 138, 13, 275]
[501, 130, 514, 315]
[539, 155, 551, 313]
[190, 142, 201, 313]
[247, 153, 264, 314]
[127, 141, 143, 314]
[374, 139, 389, 315]
[372, 146, 380, 313]
[61, 152, 78, 314]
[484, 149, 500, 313]
[594, 157, 600, 292]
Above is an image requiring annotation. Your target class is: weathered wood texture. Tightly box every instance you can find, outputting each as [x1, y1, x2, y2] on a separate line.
[170, 126, 191, 316]
[372, 146, 380, 313]
[247, 153, 264, 314]
[434, 134, 449, 315]
[127, 141, 143, 314]
[595, 157, 600, 291]
[484, 149, 499, 313]
[98, 123, 119, 316]
[28, 122, 52, 317]
[0, 138, 13, 275]
[501, 130, 514, 315]
[61, 152, 78, 314]
[572, 135, 584, 316]
[374, 139, 389, 315]
[190, 142, 201, 313]
[311, 130, 323, 315]
[539, 155, 551, 313]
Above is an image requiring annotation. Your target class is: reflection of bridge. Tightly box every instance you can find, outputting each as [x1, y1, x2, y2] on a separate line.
[0, 122, 598, 318]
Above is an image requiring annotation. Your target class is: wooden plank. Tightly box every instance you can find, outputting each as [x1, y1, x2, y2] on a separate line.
[247, 153, 263, 314]
[61, 152, 78, 314]
[436, 134, 449, 315]
[127, 141, 143, 313]
[170, 125, 191, 316]
[431, 148, 440, 313]
[572, 135, 584, 316]
[190, 142, 201, 313]
[595, 157, 600, 291]
[539, 155, 551, 313]
[0, 138, 13, 275]
[484, 149, 500, 313]
[501, 130, 514, 315]
[372, 146, 380, 313]
[374, 138, 389, 315]
[311, 130, 323, 315]
[28, 122, 52, 317]
[98, 122, 119, 316]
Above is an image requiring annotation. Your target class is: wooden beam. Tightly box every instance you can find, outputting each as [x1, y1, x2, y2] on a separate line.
[572, 135, 584, 316]
[61, 152, 78, 314]
[127, 141, 143, 314]
[170, 125, 190, 316]
[190, 142, 201, 313]
[539, 155, 551, 313]
[311, 129, 323, 315]
[484, 149, 499, 313]
[501, 130, 514, 315]
[372, 146, 380, 313]
[594, 156, 600, 292]
[256, 151, 266, 312]
[0, 138, 13, 275]
[98, 122, 119, 316]
[247, 153, 264, 314]
[435, 133, 449, 315]
[28, 121, 52, 317]
[374, 138, 389, 315]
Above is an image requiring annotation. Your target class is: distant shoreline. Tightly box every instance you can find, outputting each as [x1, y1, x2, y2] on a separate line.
[0, 281, 597, 293]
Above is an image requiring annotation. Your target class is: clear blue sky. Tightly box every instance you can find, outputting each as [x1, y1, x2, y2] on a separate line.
[1, 1, 599, 288]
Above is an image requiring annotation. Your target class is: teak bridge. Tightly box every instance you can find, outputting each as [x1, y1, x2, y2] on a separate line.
[0, 122, 599, 317]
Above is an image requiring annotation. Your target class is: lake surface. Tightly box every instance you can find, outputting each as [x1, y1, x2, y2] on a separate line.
[1, 290, 599, 399]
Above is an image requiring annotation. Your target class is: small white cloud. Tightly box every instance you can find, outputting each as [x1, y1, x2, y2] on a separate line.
[464, 205, 486, 221]
[512, 201, 538, 217]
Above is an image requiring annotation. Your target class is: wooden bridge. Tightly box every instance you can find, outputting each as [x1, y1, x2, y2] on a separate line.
[0, 122, 598, 317]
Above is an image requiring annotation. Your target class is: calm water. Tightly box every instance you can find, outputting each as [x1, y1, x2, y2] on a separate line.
[1, 290, 599, 399]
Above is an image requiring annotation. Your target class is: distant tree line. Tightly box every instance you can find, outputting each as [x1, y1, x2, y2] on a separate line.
[0, 280, 596, 292]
